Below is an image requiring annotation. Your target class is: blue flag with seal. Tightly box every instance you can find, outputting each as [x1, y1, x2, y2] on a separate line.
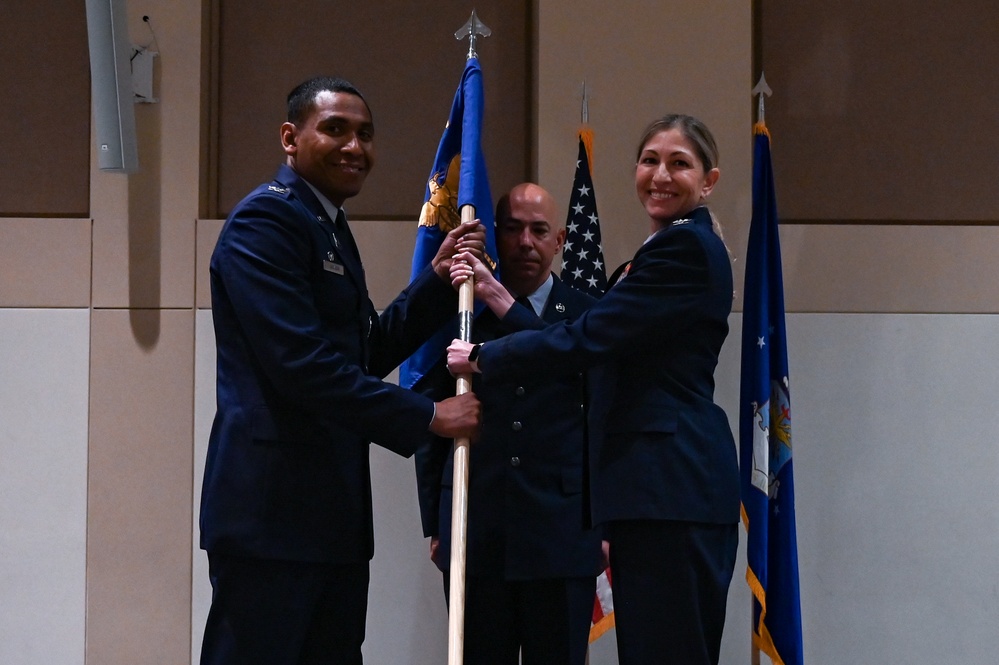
[739, 120, 804, 665]
[399, 57, 498, 390]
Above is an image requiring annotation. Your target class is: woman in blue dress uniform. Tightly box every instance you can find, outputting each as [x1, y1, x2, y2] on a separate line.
[447, 115, 740, 665]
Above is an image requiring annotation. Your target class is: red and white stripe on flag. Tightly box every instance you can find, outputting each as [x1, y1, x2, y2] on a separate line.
[589, 566, 615, 642]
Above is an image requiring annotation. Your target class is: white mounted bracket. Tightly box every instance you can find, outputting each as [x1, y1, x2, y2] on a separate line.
[131, 46, 158, 103]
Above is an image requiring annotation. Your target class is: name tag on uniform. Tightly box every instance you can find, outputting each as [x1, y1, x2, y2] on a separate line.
[324, 251, 345, 275]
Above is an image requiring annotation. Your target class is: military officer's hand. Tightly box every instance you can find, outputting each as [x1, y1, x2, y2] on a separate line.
[430, 391, 481, 439]
[431, 220, 486, 281]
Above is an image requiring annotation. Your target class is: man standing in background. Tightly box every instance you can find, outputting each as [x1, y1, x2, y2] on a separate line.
[416, 183, 603, 665]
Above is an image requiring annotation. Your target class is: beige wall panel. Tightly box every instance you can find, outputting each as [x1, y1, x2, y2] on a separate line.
[91, 203, 196, 310]
[779, 225, 999, 313]
[90, 107, 197, 310]
[536, 0, 753, 301]
[0, 219, 92, 307]
[351, 220, 420, 310]
[196, 220, 224, 309]
[87, 309, 194, 665]
[91, 0, 202, 310]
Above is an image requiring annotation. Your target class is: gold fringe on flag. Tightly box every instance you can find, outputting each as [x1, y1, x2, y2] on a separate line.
[741, 502, 787, 665]
[588, 612, 615, 643]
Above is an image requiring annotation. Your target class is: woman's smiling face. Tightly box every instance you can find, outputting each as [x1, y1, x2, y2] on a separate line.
[635, 127, 718, 228]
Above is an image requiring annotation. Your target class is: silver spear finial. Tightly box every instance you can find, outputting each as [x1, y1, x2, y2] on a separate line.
[752, 72, 772, 125]
[455, 9, 492, 60]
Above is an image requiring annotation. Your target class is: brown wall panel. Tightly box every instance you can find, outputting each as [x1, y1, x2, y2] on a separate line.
[760, 0, 999, 223]
[213, 0, 531, 219]
[0, 1, 90, 217]
[87, 308, 194, 665]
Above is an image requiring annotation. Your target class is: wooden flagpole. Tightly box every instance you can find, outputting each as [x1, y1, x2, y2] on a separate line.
[448, 11, 490, 665]
[447, 204, 476, 665]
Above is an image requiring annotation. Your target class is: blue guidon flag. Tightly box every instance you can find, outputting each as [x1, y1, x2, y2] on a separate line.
[399, 57, 498, 390]
[739, 120, 804, 665]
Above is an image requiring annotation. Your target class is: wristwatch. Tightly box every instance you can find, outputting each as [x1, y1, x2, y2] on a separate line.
[468, 343, 483, 372]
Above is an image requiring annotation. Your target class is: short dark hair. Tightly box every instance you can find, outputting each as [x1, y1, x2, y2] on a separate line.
[286, 76, 371, 124]
[635, 114, 719, 172]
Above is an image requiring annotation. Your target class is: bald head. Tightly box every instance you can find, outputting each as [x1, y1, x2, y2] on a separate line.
[495, 183, 565, 297]
[496, 183, 559, 226]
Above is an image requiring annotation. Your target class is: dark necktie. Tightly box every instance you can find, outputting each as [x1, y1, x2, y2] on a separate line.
[335, 208, 361, 264]
[516, 295, 535, 315]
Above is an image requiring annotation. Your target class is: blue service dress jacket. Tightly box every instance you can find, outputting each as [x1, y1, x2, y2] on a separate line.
[415, 276, 604, 579]
[478, 206, 740, 528]
[201, 164, 457, 565]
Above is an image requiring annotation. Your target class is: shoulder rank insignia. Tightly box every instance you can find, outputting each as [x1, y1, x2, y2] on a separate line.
[267, 185, 288, 194]
[671, 217, 691, 226]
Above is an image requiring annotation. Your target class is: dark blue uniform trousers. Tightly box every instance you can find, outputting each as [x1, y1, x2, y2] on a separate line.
[608, 520, 738, 665]
[444, 573, 596, 665]
[201, 553, 369, 665]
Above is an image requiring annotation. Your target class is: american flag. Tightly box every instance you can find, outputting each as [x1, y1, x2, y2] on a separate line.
[561, 126, 615, 644]
[560, 127, 607, 298]
[590, 566, 615, 642]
